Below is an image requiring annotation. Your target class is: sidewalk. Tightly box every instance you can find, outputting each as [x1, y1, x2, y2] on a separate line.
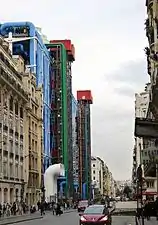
[136, 217, 158, 225]
[0, 212, 43, 225]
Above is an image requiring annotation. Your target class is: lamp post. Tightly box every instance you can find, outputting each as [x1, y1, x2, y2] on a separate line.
[136, 165, 146, 225]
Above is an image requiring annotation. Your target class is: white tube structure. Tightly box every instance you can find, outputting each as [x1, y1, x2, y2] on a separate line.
[44, 164, 65, 202]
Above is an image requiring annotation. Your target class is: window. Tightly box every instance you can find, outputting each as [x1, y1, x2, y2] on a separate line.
[35, 124, 37, 133]
[93, 177, 95, 180]
[29, 117, 31, 127]
[9, 141, 13, 153]
[9, 96, 13, 111]
[35, 159, 37, 170]
[32, 121, 34, 131]
[15, 102, 18, 115]
[15, 164, 18, 177]
[20, 165, 23, 179]
[35, 107, 37, 115]
[35, 141, 37, 152]
[20, 107, 23, 118]
[3, 162, 7, 176]
[147, 180, 154, 188]
[93, 164, 95, 167]
[20, 125, 23, 134]
[10, 163, 13, 177]
[32, 87, 34, 98]
[20, 145, 23, 154]
[93, 170, 95, 174]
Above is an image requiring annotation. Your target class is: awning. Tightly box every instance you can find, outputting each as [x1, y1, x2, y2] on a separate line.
[142, 191, 157, 195]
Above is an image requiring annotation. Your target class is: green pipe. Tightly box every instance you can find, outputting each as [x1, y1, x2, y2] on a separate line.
[46, 44, 68, 191]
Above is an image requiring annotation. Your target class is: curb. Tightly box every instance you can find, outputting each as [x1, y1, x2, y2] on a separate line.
[64, 210, 76, 214]
[0, 216, 43, 225]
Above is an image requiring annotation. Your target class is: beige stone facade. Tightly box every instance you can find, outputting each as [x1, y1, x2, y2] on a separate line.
[22, 71, 43, 205]
[0, 36, 43, 205]
[0, 36, 28, 203]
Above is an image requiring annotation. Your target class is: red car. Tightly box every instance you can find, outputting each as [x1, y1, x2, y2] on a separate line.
[78, 200, 89, 212]
[79, 205, 112, 225]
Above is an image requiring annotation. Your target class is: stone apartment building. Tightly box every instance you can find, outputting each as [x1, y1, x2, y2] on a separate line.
[0, 36, 43, 204]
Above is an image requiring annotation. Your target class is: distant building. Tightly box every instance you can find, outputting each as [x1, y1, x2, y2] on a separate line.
[91, 156, 116, 198]
[132, 85, 150, 191]
[91, 156, 104, 195]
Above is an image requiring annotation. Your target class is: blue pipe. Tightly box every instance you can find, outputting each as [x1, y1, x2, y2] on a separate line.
[82, 183, 86, 200]
[59, 181, 66, 193]
[0, 22, 52, 169]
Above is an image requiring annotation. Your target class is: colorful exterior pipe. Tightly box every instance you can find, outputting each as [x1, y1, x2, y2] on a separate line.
[46, 40, 75, 197]
[77, 90, 93, 200]
[46, 43, 68, 194]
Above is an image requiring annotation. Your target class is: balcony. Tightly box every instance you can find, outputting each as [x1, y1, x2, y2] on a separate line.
[144, 153, 158, 176]
[135, 117, 158, 138]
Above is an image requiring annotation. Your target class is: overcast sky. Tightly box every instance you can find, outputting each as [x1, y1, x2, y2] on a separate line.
[0, 0, 149, 180]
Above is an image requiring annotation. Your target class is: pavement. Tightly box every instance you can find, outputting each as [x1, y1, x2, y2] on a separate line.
[116, 201, 137, 209]
[0, 212, 43, 225]
[0, 209, 75, 225]
[115, 201, 157, 225]
[136, 217, 158, 225]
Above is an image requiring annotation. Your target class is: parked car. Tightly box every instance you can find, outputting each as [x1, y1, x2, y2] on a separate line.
[79, 204, 112, 225]
[77, 200, 89, 212]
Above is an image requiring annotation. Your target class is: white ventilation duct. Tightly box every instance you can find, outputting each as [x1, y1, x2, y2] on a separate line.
[44, 164, 65, 202]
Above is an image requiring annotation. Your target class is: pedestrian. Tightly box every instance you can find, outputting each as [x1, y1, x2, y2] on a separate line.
[37, 201, 40, 211]
[40, 202, 45, 216]
[55, 203, 62, 216]
[154, 197, 158, 220]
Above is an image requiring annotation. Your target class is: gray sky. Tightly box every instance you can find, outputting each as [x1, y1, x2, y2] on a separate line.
[1, 0, 149, 180]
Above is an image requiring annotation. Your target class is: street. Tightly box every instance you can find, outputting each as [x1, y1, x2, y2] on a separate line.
[18, 211, 135, 225]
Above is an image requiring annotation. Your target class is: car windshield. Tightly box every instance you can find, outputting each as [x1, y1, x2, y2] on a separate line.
[84, 206, 105, 214]
[79, 201, 88, 206]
